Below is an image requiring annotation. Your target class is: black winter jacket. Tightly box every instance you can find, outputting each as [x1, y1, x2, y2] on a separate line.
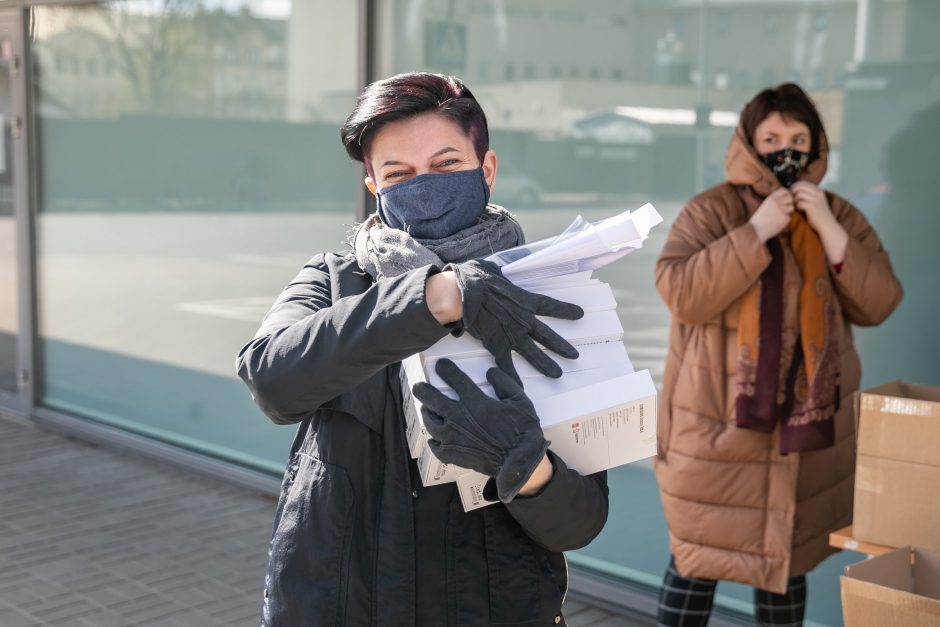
[236, 252, 610, 626]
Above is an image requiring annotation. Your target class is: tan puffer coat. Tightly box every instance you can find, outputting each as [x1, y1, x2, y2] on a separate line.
[653, 121, 903, 593]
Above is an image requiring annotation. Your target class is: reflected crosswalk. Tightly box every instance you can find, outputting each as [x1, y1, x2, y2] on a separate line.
[176, 296, 278, 323]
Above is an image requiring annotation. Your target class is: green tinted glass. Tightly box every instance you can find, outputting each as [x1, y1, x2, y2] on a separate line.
[376, 1, 940, 625]
[32, 1, 361, 473]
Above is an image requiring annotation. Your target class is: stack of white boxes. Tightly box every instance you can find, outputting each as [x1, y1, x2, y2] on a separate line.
[401, 271, 658, 511]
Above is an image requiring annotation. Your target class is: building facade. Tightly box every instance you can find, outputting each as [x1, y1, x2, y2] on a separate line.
[0, 1, 937, 624]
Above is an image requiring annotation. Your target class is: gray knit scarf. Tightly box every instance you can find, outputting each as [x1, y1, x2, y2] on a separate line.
[351, 204, 525, 279]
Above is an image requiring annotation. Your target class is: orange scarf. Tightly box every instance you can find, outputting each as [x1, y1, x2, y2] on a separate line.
[735, 187, 840, 453]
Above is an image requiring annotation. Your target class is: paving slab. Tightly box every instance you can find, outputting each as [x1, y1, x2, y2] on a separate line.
[0, 415, 649, 626]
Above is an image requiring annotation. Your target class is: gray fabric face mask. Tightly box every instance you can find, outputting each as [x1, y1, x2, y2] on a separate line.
[376, 168, 490, 239]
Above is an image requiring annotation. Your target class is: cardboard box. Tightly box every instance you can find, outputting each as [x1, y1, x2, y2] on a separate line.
[534, 369, 657, 476]
[842, 546, 940, 627]
[410, 365, 657, 491]
[408, 357, 635, 483]
[423, 309, 624, 361]
[426, 341, 632, 390]
[854, 381, 940, 551]
[527, 279, 618, 312]
[452, 370, 657, 509]
[400, 359, 427, 458]
[457, 471, 497, 511]
[402, 341, 634, 460]
[417, 441, 467, 486]
[399, 274, 657, 506]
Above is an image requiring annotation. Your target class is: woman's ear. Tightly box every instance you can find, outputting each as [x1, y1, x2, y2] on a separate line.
[364, 176, 377, 197]
[482, 150, 498, 195]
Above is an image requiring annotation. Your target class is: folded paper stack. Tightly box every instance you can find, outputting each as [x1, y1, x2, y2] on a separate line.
[401, 203, 664, 511]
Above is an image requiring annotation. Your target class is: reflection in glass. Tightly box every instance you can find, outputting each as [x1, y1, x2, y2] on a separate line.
[32, 1, 360, 472]
[22, 0, 940, 623]
[376, 1, 940, 624]
[0, 36, 16, 393]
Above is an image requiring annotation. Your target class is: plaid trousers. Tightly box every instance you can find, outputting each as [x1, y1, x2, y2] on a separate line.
[656, 557, 807, 627]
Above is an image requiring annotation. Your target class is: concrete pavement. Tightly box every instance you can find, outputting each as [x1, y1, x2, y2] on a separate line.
[0, 413, 650, 626]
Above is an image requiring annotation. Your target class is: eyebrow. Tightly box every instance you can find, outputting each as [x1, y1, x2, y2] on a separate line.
[431, 146, 460, 158]
[380, 146, 460, 168]
[762, 130, 808, 136]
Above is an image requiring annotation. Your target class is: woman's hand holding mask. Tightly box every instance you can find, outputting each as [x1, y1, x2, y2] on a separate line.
[791, 181, 848, 264]
[446, 259, 583, 384]
[749, 187, 795, 242]
[791, 181, 833, 230]
[412, 358, 550, 503]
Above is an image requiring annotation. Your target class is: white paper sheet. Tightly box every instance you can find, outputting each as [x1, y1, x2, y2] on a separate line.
[497, 203, 664, 282]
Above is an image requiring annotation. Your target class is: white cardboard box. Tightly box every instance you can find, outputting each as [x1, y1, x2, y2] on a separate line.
[453, 368, 658, 510]
[412, 360, 644, 488]
[457, 471, 496, 511]
[534, 369, 657, 476]
[422, 309, 624, 361]
[418, 441, 468, 485]
[426, 340, 632, 389]
[402, 341, 634, 461]
[528, 279, 617, 312]
[398, 274, 658, 507]
[404, 355, 657, 494]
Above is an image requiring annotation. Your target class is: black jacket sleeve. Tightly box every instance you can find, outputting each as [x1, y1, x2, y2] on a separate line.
[506, 450, 609, 552]
[236, 254, 450, 426]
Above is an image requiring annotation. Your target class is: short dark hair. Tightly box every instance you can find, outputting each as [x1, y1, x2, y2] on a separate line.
[340, 72, 489, 176]
[739, 83, 824, 159]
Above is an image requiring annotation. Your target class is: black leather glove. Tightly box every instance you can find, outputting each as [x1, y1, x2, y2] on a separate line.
[447, 259, 583, 383]
[412, 358, 550, 503]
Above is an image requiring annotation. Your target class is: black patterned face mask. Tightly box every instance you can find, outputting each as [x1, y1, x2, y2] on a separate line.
[760, 147, 811, 188]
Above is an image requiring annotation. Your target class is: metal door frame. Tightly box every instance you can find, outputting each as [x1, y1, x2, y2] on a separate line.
[0, 7, 35, 419]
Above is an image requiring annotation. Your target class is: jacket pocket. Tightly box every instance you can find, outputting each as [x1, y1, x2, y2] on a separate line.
[483, 507, 541, 624]
[262, 452, 354, 627]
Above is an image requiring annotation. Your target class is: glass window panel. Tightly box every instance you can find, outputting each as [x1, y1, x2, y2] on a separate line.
[0, 32, 16, 395]
[377, 1, 940, 624]
[846, 1, 940, 392]
[31, 0, 360, 474]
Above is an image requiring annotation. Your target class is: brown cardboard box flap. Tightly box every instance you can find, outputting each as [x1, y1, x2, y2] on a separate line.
[842, 546, 940, 627]
[916, 549, 940, 599]
[861, 380, 940, 406]
[856, 382, 940, 464]
[844, 544, 914, 589]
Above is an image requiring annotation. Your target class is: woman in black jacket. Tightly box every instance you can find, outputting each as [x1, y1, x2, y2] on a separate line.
[236, 72, 609, 627]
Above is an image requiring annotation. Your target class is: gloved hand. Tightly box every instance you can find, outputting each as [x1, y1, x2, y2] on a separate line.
[412, 358, 550, 503]
[447, 259, 583, 383]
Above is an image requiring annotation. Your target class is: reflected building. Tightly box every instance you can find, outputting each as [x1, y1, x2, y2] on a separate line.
[32, 5, 288, 120]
